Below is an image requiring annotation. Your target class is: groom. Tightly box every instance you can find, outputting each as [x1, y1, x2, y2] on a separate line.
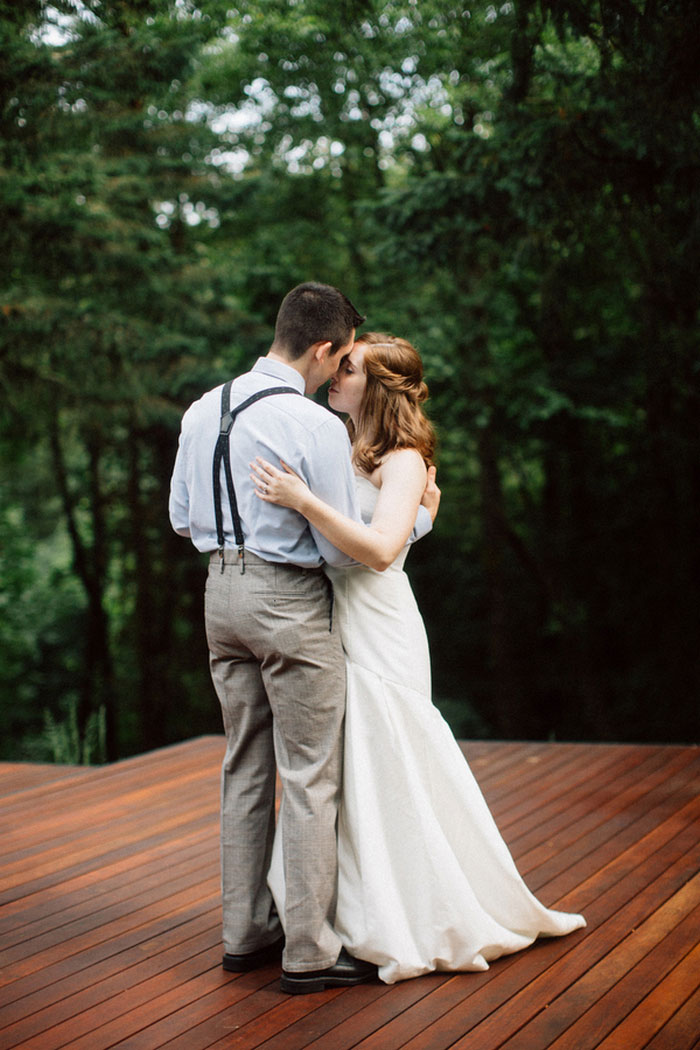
[169, 282, 423, 993]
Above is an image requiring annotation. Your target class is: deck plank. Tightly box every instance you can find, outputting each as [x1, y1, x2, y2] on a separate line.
[468, 873, 700, 1050]
[1, 736, 698, 1050]
[643, 984, 700, 1050]
[586, 941, 700, 1050]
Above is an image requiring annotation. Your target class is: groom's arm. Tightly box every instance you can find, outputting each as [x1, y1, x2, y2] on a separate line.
[168, 409, 193, 537]
[301, 416, 362, 568]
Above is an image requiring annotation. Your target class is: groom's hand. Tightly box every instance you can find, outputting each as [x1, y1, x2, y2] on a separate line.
[421, 465, 441, 524]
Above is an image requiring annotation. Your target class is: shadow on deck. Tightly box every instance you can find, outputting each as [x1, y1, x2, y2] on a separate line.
[1, 736, 699, 1050]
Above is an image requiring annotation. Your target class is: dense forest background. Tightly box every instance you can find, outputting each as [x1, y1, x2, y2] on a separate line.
[2, 0, 699, 763]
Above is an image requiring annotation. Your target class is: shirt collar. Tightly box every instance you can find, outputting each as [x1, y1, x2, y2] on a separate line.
[252, 356, 306, 395]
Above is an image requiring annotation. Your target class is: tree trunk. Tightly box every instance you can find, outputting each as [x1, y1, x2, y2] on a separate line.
[477, 415, 522, 736]
[49, 414, 117, 761]
[127, 428, 162, 752]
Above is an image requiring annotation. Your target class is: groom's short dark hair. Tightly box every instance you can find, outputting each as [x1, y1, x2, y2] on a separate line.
[273, 282, 365, 360]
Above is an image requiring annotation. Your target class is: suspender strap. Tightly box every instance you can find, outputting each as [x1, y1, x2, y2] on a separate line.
[213, 382, 301, 573]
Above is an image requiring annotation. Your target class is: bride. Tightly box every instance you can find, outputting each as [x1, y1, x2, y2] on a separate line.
[251, 331, 585, 984]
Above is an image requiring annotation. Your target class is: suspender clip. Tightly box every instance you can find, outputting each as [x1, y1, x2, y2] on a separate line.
[218, 547, 225, 574]
[238, 544, 246, 574]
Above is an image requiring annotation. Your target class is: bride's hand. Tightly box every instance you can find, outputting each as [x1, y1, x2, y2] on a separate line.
[250, 457, 310, 510]
[421, 465, 441, 523]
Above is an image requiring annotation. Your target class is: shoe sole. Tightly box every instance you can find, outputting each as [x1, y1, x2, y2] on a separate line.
[223, 957, 260, 973]
[222, 939, 284, 972]
[280, 973, 375, 994]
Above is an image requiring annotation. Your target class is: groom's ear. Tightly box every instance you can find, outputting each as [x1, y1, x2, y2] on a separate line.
[310, 340, 333, 363]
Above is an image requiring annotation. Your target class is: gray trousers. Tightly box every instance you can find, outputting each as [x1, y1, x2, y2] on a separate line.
[205, 550, 345, 971]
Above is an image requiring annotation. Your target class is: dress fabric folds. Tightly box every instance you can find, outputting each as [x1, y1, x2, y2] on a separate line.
[270, 475, 585, 983]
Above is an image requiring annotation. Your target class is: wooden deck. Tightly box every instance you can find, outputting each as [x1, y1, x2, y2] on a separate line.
[1, 736, 699, 1050]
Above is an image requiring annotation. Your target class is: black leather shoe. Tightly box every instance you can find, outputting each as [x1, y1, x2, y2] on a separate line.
[222, 934, 285, 972]
[280, 948, 379, 994]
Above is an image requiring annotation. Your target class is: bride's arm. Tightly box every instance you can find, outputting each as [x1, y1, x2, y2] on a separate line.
[251, 449, 428, 572]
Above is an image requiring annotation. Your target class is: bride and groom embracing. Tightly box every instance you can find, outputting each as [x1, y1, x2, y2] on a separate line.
[168, 282, 585, 995]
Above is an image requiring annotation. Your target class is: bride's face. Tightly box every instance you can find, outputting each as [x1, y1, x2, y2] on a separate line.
[328, 341, 367, 422]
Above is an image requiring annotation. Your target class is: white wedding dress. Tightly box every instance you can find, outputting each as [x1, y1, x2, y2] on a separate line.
[270, 475, 585, 983]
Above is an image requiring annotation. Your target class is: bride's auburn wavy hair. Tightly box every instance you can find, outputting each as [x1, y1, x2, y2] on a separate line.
[348, 332, 436, 474]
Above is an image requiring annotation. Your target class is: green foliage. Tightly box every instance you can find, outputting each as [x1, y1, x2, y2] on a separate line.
[1, 0, 699, 760]
[30, 699, 106, 765]
[1, 0, 234, 760]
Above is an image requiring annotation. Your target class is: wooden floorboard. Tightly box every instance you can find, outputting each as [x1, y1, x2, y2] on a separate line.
[1, 736, 698, 1050]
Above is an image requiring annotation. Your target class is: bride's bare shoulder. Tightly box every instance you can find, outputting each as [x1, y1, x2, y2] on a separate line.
[378, 448, 428, 484]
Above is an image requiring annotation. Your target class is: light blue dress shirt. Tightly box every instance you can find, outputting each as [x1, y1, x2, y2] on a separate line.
[169, 357, 431, 568]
